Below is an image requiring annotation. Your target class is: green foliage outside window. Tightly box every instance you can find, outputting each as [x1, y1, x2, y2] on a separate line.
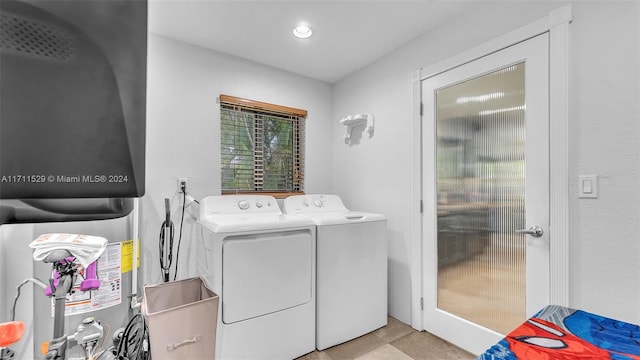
[221, 104, 303, 193]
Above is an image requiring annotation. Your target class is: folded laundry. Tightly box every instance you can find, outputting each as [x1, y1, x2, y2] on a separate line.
[29, 233, 108, 269]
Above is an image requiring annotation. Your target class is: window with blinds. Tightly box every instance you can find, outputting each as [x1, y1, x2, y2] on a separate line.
[220, 95, 306, 195]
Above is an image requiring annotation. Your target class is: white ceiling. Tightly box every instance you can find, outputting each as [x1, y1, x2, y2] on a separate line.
[148, 1, 475, 83]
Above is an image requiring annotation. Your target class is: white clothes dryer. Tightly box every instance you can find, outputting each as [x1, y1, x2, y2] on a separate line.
[282, 194, 387, 350]
[197, 195, 316, 359]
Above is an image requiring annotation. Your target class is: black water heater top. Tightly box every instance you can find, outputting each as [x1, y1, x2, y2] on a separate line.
[0, 0, 147, 199]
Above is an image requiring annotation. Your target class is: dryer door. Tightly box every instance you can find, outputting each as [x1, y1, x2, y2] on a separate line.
[222, 229, 313, 324]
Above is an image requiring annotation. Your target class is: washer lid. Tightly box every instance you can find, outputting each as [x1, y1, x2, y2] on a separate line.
[292, 210, 386, 226]
[283, 195, 385, 225]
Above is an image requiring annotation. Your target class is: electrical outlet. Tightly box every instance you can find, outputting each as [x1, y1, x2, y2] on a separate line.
[177, 178, 188, 193]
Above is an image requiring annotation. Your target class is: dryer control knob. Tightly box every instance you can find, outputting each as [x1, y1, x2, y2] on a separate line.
[238, 200, 250, 210]
[255, 201, 263, 208]
[313, 199, 323, 207]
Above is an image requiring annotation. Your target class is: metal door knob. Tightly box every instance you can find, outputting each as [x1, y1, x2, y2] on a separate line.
[515, 226, 544, 237]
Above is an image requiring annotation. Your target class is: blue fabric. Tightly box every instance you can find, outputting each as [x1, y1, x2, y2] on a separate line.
[564, 310, 640, 356]
[477, 306, 640, 359]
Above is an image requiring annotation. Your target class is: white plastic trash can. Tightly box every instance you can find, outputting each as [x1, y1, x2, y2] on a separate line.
[143, 277, 219, 359]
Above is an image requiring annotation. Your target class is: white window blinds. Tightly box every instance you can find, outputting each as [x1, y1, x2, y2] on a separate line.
[220, 95, 305, 194]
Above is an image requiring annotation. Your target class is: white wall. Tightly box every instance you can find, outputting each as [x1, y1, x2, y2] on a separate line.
[143, 35, 333, 283]
[332, 1, 640, 325]
[568, 1, 640, 319]
[146, 1, 640, 326]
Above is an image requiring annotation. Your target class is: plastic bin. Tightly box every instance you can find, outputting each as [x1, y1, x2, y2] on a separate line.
[143, 277, 218, 359]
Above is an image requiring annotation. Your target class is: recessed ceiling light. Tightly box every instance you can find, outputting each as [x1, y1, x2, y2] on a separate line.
[293, 25, 312, 39]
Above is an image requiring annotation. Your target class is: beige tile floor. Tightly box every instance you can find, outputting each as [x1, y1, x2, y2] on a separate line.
[296, 236, 525, 359]
[296, 317, 475, 360]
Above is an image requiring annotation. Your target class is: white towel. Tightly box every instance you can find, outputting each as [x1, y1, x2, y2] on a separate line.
[29, 233, 108, 269]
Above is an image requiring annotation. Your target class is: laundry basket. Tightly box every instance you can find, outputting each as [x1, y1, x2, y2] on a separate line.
[143, 277, 218, 359]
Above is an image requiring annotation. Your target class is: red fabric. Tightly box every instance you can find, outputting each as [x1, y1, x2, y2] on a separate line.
[0, 321, 24, 348]
[505, 318, 616, 359]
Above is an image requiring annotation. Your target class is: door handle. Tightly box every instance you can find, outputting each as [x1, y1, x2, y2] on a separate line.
[515, 226, 544, 238]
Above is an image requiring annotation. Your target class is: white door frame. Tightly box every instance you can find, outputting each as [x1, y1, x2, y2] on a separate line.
[409, 5, 572, 332]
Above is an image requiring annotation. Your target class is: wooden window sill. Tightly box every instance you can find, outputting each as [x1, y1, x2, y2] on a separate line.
[221, 191, 305, 199]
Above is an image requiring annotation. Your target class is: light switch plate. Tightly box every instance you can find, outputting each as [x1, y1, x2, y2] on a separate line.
[578, 175, 598, 198]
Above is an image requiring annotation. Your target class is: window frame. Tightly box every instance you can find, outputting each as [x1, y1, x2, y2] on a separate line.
[219, 94, 306, 198]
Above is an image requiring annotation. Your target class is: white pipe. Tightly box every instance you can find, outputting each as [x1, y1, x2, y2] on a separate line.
[131, 198, 140, 309]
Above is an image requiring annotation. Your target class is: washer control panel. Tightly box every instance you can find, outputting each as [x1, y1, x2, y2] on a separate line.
[282, 194, 348, 214]
[200, 195, 279, 216]
[301, 198, 326, 208]
[237, 200, 250, 210]
[237, 198, 274, 211]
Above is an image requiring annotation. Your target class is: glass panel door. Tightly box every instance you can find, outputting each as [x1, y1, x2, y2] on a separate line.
[435, 63, 526, 335]
[421, 33, 549, 355]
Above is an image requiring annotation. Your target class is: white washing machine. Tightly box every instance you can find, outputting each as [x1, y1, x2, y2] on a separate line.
[282, 194, 387, 350]
[197, 195, 316, 359]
